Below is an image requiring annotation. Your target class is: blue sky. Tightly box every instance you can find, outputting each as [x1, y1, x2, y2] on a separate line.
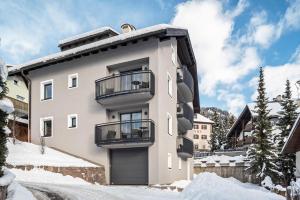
[0, 0, 300, 115]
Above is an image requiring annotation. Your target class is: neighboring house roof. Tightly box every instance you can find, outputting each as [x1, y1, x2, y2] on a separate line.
[194, 114, 214, 124]
[227, 101, 300, 138]
[58, 27, 119, 47]
[282, 114, 300, 154]
[8, 24, 200, 113]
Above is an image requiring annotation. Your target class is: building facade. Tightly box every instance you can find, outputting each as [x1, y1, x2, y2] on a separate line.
[6, 70, 29, 142]
[193, 114, 214, 151]
[9, 24, 200, 185]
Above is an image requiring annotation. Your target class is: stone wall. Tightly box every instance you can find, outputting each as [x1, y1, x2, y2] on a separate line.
[7, 164, 106, 185]
[194, 163, 256, 183]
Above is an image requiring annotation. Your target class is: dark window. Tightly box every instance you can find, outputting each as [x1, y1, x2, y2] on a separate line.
[43, 120, 52, 137]
[194, 125, 199, 129]
[44, 83, 52, 100]
[14, 80, 18, 85]
[201, 135, 207, 139]
[194, 144, 199, 150]
[70, 116, 77, 128]
[193, 134, 199, 139]
[201, 125, 207, 130]
[71, 77, 77, 88]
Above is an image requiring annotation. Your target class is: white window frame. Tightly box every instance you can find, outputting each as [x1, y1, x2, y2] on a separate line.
[178, 158, 182, 170]
[40, 79, 53, 101]
[167, 72, 172, 97]
[40, 116, 53, 137]
[68, 73, 78, 89]
[171, 43, 176, 65]
[168, 153, 172, 169]
[67, 114, 78, 129]
[167, 113, 172, 135]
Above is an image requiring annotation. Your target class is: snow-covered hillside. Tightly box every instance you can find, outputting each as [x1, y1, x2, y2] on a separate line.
[7, 139, 96, 167]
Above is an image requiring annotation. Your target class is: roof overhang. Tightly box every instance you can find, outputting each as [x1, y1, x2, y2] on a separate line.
[282, 114, 300, 154]
[227, 105, 252, 138]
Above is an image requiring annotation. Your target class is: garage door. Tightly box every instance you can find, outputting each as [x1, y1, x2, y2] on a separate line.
[110, 148, 148, 185]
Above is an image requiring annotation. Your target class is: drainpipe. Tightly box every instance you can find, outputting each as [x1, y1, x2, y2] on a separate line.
[21, 70, 31, 143]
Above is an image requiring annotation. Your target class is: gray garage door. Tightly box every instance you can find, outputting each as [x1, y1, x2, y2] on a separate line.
[110, 148, 148, 185]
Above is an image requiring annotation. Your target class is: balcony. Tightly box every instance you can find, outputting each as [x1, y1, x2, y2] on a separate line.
[95, 71, 155, 109]
[177, 103, 194, 134]
[95, 119, 155, 148]
[177, 66, 194, 103]
[177, 137, 194, 159]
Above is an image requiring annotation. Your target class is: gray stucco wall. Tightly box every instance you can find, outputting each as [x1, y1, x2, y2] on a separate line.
[29, 37, 193, 184]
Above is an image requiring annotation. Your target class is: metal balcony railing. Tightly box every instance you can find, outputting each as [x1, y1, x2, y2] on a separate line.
[95, 119, 155, 147]
[95, 70, 155, 100]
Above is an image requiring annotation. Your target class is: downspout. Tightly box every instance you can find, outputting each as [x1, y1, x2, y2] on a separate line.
[21, 70, 31, 143]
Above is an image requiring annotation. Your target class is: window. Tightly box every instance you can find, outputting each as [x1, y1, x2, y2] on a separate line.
[171, 44, 176, 65]
[193, 134, 199, 139]
[203, 145, 206, 149]
[40, 117, 53, 137]
[178, 159, 182, 170]
[194, 124, 199, 129]
[201, 135, 207, 139]
[167, 113, 172, 135]
[68, 114, 78, 128]
[201, 125, 207, 130]
[13, 80, 18, 85]
[16, 95, 25, 101]
[167, 72, 172, 97]
[168, 153, 172, 169]
[68, 73, 78, 88]
[40, 80, 53, 101]
[194, 144, 199, 150]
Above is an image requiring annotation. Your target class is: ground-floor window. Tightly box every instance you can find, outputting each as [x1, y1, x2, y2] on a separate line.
[40, 117, 53, 137]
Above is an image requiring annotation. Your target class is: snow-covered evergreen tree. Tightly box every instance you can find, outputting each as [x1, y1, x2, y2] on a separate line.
[247, 67, 279, 184]
[217, 116, 228, 150]
[0, 60, 9, 176]
[209, 111, 219, 152]
[276, 79, 299, 186]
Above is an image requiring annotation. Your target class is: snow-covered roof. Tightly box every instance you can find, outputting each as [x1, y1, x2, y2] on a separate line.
[194, 114, 214, 124]
[9, 24, 186, 74]
[58, 27, 119, 46]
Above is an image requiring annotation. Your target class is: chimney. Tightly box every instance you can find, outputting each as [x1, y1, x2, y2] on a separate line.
[121, 23, 136, 33]
[273, 95, 283, 102]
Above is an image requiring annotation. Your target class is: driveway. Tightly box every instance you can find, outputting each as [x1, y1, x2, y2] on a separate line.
[21, 182, 180, 200]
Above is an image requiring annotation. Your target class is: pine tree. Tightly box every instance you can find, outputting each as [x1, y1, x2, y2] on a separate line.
[217, 115, 228, 150]
[247, 67, 279, 184]
[0, 60, 8, 176]
[209, 111, 220, 152]
[276, 79, 299, 186]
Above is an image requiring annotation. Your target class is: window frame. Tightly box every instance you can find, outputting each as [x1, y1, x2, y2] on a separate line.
[40, 79, 53, 101]
[67, 114, 78, 129]
[201, 125, 208, 130]
[193, 134, 199, 139]
[167, 72, 172, 97]
[201, 135, 208, 140]
[167, 112, 173, 135]
[168, 153, 172, 169]
[68, 73, 78, 89]
[40, 116, 53, 137]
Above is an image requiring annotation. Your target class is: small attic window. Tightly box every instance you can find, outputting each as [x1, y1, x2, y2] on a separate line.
[13, 80, 18, 85]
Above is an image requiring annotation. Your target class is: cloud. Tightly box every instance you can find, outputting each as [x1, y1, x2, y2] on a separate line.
[217, 90, 246, 116]
[172, 0, 259, 96]
[250, 48, 300, 101]
[0, 1, 81, 63]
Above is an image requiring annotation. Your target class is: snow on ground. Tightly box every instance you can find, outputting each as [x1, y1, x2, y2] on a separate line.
[181, 172, 284, 200]
[7, 139, 97, 167]
[11, 168, 91, 185]
[7, 181, 36, 200]
[171, 179, 191, 189]
[194, 155, 246, 166]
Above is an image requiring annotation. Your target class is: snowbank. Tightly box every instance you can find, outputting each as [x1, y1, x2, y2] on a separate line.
[181, 172, 284, 200]
[11, 168, 91, 185]
[7, 139, 97, 167]
[171, 180, 191, 189]
[7, 181, 36, 200]
[0, 170, 15, 186]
